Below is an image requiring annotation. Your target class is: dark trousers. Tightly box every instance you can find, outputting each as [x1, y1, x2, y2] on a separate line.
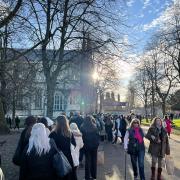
[106, 129, 113, 142]
[120, 130, 126, 143]
[130, 150, 145, 180]
[79, 147, 84, 162]
[85, 148, 98, 180]
[14, 123, 19, 130]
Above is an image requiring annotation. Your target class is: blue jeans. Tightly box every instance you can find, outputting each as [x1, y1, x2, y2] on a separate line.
[130, 150, 145, 180]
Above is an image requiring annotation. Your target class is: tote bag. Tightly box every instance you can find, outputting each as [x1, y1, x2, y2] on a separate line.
[165, 155, 174, 175]
[52, 140, 72, 177]
[71, 144, 79, 167]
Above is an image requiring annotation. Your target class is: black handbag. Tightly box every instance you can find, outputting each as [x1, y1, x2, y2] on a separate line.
[52, 140, 72, 177]
[127, 139, 139, 155]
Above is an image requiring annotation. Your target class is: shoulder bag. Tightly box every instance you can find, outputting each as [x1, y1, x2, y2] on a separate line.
[52, 140, 72, 177]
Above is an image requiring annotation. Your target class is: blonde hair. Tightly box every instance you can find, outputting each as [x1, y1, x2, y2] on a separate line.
[129, 118, 140, 128]
[70, 123, 80, 132]
[27, 123, 50, 155]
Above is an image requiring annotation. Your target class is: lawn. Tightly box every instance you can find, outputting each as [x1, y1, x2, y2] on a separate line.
[141, 118, 180, 135]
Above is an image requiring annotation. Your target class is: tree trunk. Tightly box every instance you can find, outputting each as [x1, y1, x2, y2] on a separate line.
[12, 91, 16, 126]
[151, 81, 156, 117]
[95, 91, 98, 113]
[162, 101, 166, 116]
[144, 100, 148, 122]
[0, 97, 9, 134]
[46, 80, 55, 119]
[99, 91, 104, 113]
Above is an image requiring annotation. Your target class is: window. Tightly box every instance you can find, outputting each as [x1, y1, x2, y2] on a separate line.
[70, 96, 73, 105]
[54, 94, 64, 111]
[16, 96, 23, 109]
[35, 90, 42, 109]
[69, 95, 77, 105]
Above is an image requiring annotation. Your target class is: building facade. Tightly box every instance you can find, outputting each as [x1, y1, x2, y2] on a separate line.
[8, 48, 95, 118]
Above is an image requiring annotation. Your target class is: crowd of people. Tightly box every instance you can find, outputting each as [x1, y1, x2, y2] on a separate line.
[12, 113, 100, 180]
[0, 112, 173, 180]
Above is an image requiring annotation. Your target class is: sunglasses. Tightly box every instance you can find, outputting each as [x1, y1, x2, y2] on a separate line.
[133, 121, 139, 124]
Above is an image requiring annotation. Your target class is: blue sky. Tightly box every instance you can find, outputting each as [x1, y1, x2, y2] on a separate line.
[125, 0, 174, 54]
[116, 0, 176, 100]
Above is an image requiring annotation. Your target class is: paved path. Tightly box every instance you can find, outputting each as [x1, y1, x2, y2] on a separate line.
[0, 127, 180, 180]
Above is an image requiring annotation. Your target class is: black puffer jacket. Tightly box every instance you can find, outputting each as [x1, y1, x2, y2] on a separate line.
[19, 139, 57, 180]
[81, 128, 100, 150]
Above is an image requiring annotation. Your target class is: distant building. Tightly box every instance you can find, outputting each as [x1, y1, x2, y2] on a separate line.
[101, 92, 127, 114]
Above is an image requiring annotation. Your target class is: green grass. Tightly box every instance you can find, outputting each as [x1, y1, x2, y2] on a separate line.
[141, 118, 180, 135]
[173, 119, 180, 127]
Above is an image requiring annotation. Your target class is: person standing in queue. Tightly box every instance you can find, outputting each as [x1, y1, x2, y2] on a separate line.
[119, 115, 127, 144]
[105, 115, 113, 142]
[49, 115, 77, 180]
[19, 123, 57, 180]
[70, 123, 84, 168]
[164, 115, 172, 138]
[14, 116, 20, 130]
[112, 115, 121, 144]
[124, 119, 145, 180]
[13, 116, 36, 166]
[70, 112, 84, 167]
[81, 116, 100, 180]
[146, 117, 170, 180]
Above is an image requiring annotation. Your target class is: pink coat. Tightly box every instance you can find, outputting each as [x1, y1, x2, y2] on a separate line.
[165, 119, 172, 133]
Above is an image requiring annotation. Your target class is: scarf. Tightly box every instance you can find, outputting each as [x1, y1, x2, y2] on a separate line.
[134, 127, 143, 144]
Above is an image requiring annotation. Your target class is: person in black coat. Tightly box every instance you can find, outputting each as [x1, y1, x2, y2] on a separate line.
[49, 115, 77, 180]
[81, 115, 100, 180]
[13, 116, 36, 166]
[112, 115, 121, 144]
[19, 123, 57, 180]
[119, 115, 127, 144]
[14, 116, 20, 130]
[69, 112, 84, 129]
[105, 116, 113, 142]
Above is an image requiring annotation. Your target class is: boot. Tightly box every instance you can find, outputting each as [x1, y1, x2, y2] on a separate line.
[151, 167, 156, 180]
[157, 168, 162, 180]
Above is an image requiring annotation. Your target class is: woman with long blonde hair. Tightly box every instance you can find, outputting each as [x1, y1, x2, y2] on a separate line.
[49, 115, 77, 180]
[146, 117, 170, 180]
[19, 123, 57, 180]
[124, 119, 145, 180]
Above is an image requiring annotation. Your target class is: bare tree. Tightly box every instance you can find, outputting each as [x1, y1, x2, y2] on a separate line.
[93, 53, 120, 113]
[24, 0, 125, 117]
[135, 64, 151, 121]
[0, 0, 23, 28]
[157, 2, 180, 81]
[145, 45, 177, 116]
